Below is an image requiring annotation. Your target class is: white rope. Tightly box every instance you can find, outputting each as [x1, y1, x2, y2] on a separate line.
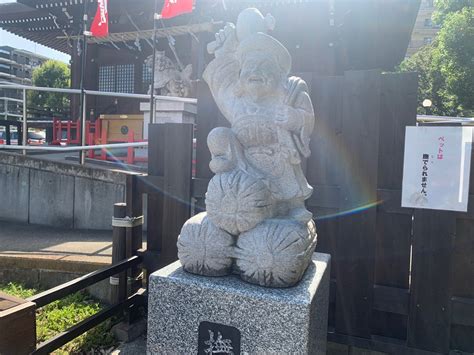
[112, 215, 144, 228]
[128, 272, 144, 285]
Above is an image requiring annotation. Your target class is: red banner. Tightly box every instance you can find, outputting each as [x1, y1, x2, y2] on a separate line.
[160, 0, 193, 19]
[90, 0, 109, 37]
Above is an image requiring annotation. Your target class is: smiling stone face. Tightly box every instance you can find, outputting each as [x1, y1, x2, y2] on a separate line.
[239, 54, 281, 98]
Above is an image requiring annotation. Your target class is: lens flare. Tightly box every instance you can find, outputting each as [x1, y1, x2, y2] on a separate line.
[315, 200, 383, 221]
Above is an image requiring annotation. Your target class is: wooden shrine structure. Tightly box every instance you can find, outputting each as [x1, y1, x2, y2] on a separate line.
[0, 0, 420, 119]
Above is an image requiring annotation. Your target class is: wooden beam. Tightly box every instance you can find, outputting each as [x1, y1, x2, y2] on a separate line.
[328, 332, 440, 355]
[373, 285, 410, 316]
[451, 297, 474, 327]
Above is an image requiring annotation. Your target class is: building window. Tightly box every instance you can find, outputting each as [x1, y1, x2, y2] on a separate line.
[98, 64, 135, 93]
[116, 64, 135, 93]
[424, 37, 433, 45]
[98, 65, 116, 92]
[424, 18, 432, 27]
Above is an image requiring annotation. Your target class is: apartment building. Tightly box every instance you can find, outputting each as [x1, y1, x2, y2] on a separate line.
[0, 46, 48, 119]
[406, 0, 440, 57]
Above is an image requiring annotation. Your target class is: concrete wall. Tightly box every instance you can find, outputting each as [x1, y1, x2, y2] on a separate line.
[0, 152, 139, 230]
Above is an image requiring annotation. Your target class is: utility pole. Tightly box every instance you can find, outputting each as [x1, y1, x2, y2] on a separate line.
[79, 0, 89, 164]
[149, 0, 158, 125]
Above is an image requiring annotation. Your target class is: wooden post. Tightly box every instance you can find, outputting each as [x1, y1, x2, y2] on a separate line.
[147, 123, 194, 268]
[307, 74, 344, 328]
[126, 174, 143, 323]
[0, 292, 36, 354]
[87, 132, 95, 159]
[373, 72, 417, 339]
[408, 209, 455, 353]
[66, 120, 71, 144]
[334, 70, 381, 338]
[111, 203, 127, 304]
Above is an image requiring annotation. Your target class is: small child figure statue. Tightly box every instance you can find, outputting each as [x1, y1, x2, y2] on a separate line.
[177, 8, 317, 288]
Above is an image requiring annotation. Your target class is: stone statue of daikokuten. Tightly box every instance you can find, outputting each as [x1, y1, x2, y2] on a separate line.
[145, 51, 193, 97]
[177, 8, 317, 288]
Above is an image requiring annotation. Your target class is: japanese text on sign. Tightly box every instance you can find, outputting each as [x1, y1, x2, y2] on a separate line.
[402, 127, 472, 212]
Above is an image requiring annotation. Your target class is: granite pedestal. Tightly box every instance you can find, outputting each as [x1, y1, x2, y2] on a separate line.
[147, 253, 330, 354]
[140, 100, 196, 139]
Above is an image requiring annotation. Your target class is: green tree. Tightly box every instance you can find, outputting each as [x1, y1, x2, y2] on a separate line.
[399, 3, 474, 117]
[29, 60, 70, 116]
[436, 8, 474, 113]
[399, 45, 453, 116]
[433, 0, 473, 25]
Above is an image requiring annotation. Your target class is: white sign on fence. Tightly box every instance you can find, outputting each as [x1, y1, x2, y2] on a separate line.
[401, 126, 473, 212]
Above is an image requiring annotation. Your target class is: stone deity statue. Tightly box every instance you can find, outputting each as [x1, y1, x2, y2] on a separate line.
[177, 8, 317, 288]
[145, 51, 193, 97]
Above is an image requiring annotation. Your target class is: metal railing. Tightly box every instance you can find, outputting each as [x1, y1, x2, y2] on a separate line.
[0, 141, 147, 151]
[0, 83, 197, 163]
[417, 114, 474, 125]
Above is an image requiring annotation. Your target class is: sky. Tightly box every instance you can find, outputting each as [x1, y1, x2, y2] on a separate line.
[0, 0, 70, 63]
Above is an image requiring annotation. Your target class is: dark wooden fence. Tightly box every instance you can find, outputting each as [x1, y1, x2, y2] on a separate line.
[136, 69, 474, 354]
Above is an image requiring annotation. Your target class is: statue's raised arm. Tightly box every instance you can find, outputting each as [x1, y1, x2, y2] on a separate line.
[202, 23, 240, 123]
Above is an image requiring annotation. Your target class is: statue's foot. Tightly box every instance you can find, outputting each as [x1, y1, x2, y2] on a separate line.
[289, 207, 313, 223]
[177, 212, 235, 276]
[235, 219, 317, 287]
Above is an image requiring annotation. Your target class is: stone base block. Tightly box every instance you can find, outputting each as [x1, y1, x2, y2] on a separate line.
[147, 253, 330, 354]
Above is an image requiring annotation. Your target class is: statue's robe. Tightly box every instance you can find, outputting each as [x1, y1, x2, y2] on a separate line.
[203, 45, 315, 204]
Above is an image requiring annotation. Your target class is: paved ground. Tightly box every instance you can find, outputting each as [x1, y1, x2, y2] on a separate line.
[112, 335, 147, 355]
[0, 219, 146, 273]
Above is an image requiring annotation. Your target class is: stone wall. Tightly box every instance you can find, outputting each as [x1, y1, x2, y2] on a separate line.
[0, 152, 136, 230]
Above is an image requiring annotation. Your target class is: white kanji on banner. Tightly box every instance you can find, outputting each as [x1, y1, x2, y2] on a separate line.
[90, 0, 109, 37]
